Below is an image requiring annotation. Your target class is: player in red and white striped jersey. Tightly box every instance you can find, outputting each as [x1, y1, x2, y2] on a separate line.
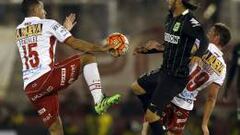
[132, 23, 231, 135]
[16, 0, 120, 134]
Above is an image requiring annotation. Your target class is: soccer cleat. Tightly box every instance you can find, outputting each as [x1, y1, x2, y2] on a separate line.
[94, 94, 121, 115]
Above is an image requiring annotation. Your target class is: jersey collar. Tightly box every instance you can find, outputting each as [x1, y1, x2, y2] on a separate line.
[24, 17, 41, 21]
[182, 9, 189, 16]
[210, 43, 223, 57]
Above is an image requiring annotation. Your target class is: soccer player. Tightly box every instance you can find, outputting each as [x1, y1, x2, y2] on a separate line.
[134, 23, 231, 135]
[16, 0, 120, 135]
[131, 0, 209, 134]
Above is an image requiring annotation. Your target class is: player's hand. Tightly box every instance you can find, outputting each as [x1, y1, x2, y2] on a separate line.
[133, 40, 163, 55]
[63, 13, 77, 31]
[133, 46, 148, 55]
[145, 40, 163, 50]
[202, 125, 209, 135]
[190, 56, 203, 67]
[100, 45, 111, 52]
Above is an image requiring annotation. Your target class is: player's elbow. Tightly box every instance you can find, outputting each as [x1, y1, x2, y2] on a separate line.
[64, 36, 79, 49]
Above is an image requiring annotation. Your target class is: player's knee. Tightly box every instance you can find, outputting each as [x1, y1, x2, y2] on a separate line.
[80, 53, 97, 65]
[144, 109, 160, 123]
[130, 81, 146, 95]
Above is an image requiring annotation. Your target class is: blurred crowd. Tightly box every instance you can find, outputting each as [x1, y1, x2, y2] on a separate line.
[0, 91, 239, 135]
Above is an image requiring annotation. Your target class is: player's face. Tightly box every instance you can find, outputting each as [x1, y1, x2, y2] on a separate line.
[35, 1, 46, 19]
[207, 27, 215, 42]
[167, 0, 180, 11]
[207, 27, 218, 43]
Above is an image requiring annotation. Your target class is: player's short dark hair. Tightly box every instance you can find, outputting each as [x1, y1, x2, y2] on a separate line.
[21, 0, 40, 16]
[182, 0, 198, 11]
[213, 23, 231, 47]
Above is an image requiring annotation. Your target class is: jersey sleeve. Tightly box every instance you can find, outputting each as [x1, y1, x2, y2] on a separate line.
[213, 65, 227, 86]
[47, 20, 72, 43]
[184, 17, 209, 57]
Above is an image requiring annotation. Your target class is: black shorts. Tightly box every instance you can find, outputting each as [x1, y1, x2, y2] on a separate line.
[137, 68, 161, 96]
[137, 68, 188, 115]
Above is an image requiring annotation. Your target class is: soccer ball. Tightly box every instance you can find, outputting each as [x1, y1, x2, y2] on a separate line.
[106, 33, 129, 57]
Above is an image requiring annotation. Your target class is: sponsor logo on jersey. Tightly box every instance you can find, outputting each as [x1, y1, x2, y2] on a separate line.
[31, 91, 46, 101]
[51, 23, 69, 37]
[16, 24, 43, 40]
[164, 33, 180, 44]
[43, 113, 53, 122]
[17, 36, 38, 46]
[68, 64, 76, 84]
[179, 90, 195, 100]
[173, 22, 181, 32]
[176, 94, 194, 104]
[51, 23, 61, 31]
[176, 118, 188, 123]
[202, 51, 224, 75]
[61, 68, 66, 86]
[38, 108, 46, 115]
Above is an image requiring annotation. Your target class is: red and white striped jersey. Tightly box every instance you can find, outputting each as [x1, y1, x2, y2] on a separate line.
[16, 17, 71, 89]
[171, 43, 226, 110]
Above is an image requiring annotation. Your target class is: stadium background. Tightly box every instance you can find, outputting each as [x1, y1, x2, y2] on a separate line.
[0, 0, 239, 135]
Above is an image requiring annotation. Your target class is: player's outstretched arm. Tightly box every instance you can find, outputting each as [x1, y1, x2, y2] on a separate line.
[202, 83, 220, 135]
[133, 40, 164, 55]
[61, 14, 110, 53]
[65, 36, 110, 53]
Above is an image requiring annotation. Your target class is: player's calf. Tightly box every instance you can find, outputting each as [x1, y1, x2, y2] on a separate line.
[144, 109, 160, 123]
[145, 109, 166, 135]
[130, 81, 151, 111]
[79, 53, 122, 114]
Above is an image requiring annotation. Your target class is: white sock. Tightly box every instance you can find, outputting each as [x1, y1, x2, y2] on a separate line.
[83, 63, 104, 104]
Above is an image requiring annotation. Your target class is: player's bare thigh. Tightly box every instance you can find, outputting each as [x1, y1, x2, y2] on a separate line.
[130, 81, 146, 95]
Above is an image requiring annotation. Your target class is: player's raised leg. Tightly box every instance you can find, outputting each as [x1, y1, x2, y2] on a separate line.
[130, 81, 150, 111]
[130, 68, 161, 111]
[80, 53, 121, 114]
